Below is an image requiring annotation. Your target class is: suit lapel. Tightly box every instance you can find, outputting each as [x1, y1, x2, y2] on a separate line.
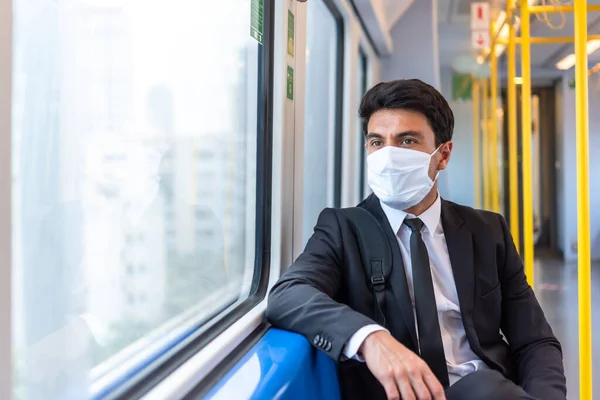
[440, 200, 476, 332]
[362, 194, 418, 349]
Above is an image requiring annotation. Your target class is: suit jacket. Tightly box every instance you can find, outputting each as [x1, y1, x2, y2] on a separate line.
[266, 194, 566, 400]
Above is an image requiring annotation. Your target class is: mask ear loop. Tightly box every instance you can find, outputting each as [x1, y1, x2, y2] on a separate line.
[430, 143, 444, 158]
[430, 143, 445, 182]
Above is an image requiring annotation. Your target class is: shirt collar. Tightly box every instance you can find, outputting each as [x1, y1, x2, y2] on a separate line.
[379, 193, 442, 236]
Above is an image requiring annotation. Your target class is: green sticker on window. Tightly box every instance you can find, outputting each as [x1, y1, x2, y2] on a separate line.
[250, 0, 264, 44]
[287, 10, 295, 56]
[287, 66, 294, 100]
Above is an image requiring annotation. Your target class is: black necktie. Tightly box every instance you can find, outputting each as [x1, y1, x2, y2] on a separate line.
[403, 218, 449, 387]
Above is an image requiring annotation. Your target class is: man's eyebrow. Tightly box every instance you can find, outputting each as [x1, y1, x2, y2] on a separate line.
[365, 132, 383, 140]
[395, 130, 423, 138]
[365, 131, 424, 140]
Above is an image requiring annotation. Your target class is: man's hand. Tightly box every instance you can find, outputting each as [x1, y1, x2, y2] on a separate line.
[359, 330, 446, 400]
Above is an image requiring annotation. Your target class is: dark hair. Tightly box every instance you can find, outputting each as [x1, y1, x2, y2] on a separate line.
[358, 79, 454, 146]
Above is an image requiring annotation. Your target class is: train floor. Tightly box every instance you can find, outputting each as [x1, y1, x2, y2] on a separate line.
[534, 252, 600, 399]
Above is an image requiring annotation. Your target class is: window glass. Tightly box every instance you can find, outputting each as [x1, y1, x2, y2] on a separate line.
[302, 0, 342, 245]
[12, 0, 259, 398]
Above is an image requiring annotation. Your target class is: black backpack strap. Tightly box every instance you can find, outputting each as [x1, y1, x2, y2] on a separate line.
[340, 207, 392, 328]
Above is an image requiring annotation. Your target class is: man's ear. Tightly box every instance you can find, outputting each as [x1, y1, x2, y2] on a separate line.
[437, 141, 453, 171]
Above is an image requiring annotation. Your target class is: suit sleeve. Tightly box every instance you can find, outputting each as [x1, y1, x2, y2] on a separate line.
[497, 214, 567, 399]
[265, 208, 377, 362]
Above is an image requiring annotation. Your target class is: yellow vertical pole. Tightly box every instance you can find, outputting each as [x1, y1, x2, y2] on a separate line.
[520, 0, 534, 287]
[482, 78, 490, 210]
[574, 0, 592, 397]
[507, 1, 520, 252]
[490, 19, 499, 214]
[473, 78, 481, 209]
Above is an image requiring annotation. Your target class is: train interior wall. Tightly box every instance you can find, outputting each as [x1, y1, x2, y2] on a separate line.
[555, 74, 600, 262]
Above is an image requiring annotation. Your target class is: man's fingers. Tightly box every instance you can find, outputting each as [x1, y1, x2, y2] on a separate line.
[395, 372, 417, 400]
[363, 332, 445, 400]
[407, 370, 432, 400]
[422, 368, 446, 400]
[380, 373, 401, 400]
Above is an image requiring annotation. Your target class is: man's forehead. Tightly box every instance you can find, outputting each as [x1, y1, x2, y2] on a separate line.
[367, 111, 431, 134]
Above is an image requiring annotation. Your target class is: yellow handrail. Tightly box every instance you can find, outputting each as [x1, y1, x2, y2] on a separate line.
[473, 78, 481, 210]
[496, 34, 600, 45]
[482, 78, 490, 211]
[507, 0, 520, 253]
[574, 0, 592, 398]
[520, 0, 534, 288]
[528, 4, 600, 13]
[490, 19, 499, 214]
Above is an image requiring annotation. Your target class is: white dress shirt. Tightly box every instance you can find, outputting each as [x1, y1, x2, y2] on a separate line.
[343, 194, 488, 385]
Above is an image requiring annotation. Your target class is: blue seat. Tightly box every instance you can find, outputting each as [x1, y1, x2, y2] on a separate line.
[205, 328, 341, 399]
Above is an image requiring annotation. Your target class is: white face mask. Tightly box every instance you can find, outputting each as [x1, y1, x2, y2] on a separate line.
[367, 145, 442, 210]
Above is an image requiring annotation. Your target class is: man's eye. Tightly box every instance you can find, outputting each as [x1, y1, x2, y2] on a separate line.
[370, 140, 383, 147]
[401, 138, 416, 145]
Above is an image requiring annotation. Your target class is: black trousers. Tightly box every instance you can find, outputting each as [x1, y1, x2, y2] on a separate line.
[445, 370, 536, 400]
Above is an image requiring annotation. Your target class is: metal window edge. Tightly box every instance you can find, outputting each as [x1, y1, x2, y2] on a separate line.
[140, 300, 267, 400]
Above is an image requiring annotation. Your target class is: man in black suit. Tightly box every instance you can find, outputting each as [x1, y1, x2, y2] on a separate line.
[266, 79, 566, 400]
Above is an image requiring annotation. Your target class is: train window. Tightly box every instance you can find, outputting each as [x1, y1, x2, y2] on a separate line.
[357, 48, 369, 200]
[11, 0, 272, 398]
[302, 0, 344, 245]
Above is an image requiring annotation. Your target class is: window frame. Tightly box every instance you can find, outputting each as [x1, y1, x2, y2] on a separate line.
[358, 47, 369, 201]
[348, 0, 381, 58]
[323, 0, 345, 208]
[181, 321, 271, 399]
[300, 0, 345, 247]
